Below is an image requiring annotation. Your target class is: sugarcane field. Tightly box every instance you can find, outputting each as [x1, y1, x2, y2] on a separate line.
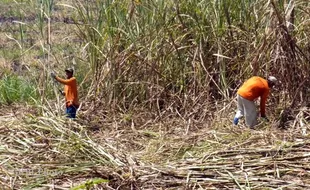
[0, 0, 310, 189]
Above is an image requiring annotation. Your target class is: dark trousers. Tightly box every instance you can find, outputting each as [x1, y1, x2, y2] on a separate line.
[66, 105, 77, 118]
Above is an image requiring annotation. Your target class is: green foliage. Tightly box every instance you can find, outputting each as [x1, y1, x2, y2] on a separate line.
[70, 0, 308, 108]
[0, 49, 21, 61]
[2, 0, 309, 110]
[37, 0, 54, 38]
[0, 74, 39, 105]
[70, 178, 109, 190]
[71, 0, 268, 104]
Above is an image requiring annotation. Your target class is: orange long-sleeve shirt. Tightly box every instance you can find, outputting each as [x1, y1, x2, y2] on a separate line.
[56, 76, 79, 107]
[237, 76, 270, 116]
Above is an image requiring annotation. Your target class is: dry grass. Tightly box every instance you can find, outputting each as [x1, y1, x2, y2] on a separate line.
[0, 103, 309, 189]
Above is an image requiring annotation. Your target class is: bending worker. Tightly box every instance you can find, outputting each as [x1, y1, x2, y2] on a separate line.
[51, 68, 79, 118]
[233, 76, 277, 127]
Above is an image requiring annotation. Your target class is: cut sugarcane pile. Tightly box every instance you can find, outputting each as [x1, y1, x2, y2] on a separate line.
[0, 106, 309, 189]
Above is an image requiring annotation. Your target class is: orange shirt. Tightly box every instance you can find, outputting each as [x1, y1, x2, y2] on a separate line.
[56, 76, 79, 107]
[237, 76, 270, 116]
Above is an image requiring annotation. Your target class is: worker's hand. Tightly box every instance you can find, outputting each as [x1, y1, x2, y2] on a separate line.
[58, 89, 65, 96]
[50, 72, 56, 79]
[261, 116, 269, 122]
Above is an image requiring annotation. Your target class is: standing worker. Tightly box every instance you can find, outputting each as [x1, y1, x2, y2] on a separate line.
[233, 76, 277, 127]
[51, 68, 79, 118]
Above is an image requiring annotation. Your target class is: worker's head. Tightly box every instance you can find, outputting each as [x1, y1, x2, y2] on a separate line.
[65, 68, 74, 79]
[267, 76, 277, 88]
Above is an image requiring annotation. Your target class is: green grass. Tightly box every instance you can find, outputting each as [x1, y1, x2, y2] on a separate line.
[71, 178, 109, 190]
[0, 0, 307, 109]
[0, 74, 39, 104]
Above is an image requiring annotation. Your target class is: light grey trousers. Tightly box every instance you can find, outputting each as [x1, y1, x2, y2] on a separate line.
[234, 95, 258, 127]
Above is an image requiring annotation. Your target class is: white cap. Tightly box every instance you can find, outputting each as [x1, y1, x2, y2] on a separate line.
[268, 76, 277, 84]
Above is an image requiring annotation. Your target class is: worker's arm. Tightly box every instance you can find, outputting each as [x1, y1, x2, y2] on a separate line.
[260, 89, 269, 117]
[55, 76, 75, 85]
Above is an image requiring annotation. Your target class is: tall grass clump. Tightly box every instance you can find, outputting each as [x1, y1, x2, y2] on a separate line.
[68, 0, 309, 116]
[8, 0, 309, 120]
[35, 0, 55, 101]
[0, 74, 38, 104]
[3, 0, 61, 106]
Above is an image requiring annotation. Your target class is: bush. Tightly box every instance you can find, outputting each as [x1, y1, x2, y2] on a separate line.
[0, 74, 38, 104]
